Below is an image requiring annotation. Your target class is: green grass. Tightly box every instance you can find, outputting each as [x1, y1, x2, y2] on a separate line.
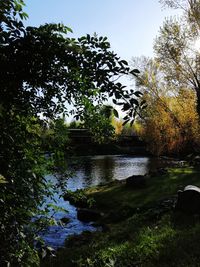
[86, 167, 200, 216]
[42, 167, 200, 267]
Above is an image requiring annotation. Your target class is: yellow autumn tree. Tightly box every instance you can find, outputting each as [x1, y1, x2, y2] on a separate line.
[130, 57, 200, 155]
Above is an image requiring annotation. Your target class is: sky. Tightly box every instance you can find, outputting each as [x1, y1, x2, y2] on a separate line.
[24, 0, 181, 62]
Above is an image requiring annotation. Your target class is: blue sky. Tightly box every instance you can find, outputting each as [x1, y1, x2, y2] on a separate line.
[24, 0, 180, 61]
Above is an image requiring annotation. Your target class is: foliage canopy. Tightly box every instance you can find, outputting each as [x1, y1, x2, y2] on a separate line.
[0, 0, 141, 265]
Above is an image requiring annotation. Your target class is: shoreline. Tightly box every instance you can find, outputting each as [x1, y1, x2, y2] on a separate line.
[42, 166, 200, 266]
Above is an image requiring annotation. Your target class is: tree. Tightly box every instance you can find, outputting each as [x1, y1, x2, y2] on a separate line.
[155, 0, 200, 116]
[0, 1, 140, 265]
[130, 57, 199, 155]
[128, 0, 200, 155]
[0, 0, 28, 45]
[41, 116, 70, 153]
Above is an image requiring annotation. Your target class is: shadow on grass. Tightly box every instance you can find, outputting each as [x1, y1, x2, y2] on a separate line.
[89, 167, 200, 216]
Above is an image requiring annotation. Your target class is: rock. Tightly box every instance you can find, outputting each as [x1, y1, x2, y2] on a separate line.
[191, 155, 200, 166]
[77, 208, 103, 222]
[186, 154, 194, 159]
[125, 175, 146, 188]
[194, 155, 200, 161]
[60, 217, 70, 224]
[175, 185, 200, 214]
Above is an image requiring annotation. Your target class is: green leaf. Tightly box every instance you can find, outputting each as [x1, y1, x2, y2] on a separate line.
[134, 91, 143, 97]
[63, 26, 73, 33]
[86, 34, 91, 42]
[113, 109, 119, 118]
[120, 60, 128, 65]
[140, 100, 146, 106]
[122, 119, 129, 126]
[131, 69, 140, 74]
[112, 99, 117, 105]
[122, 103, 131, 111]
[115, 91, 121, 99]
[130, 119, 135, 127]
[117, 102, 125, 106]
[130, 98, 139, 106]
[130, 69, 140, 77]
[0, 174, 8, 184]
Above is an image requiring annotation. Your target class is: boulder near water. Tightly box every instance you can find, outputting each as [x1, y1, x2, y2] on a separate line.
[176, 185, 200, 214]
[125, 175, 146, 189]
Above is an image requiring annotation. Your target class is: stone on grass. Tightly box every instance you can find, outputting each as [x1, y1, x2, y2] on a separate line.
[176, 185, 200, 214]
[125, 175, 146, 189]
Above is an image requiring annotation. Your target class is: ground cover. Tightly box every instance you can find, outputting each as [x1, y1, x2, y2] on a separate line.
[43, 166, 200, 267]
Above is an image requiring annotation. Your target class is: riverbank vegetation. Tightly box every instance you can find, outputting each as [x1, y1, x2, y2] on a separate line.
[2, 0, 200, 266]
[44, 166, 200, 266]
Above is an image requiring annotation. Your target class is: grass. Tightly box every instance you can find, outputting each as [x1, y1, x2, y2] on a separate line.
[42, 166, 200, 267]
[86, 167, 200, 216]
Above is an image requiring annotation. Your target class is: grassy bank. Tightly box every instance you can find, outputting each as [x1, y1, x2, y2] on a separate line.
[43, 167, 200, 267]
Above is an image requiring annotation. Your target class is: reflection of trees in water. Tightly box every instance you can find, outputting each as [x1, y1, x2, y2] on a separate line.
[146, 157, 174, 173]
[81, 156, 116, 186]
[146, 158, 160, 173]
[67, 156, 176, 190]
[81, 158, 93, 185]
[95, 156, 115, 183]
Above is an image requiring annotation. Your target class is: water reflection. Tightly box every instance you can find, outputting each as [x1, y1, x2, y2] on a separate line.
[67, 155, 149, 190]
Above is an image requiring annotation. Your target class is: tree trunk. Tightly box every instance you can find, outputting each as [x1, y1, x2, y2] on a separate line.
[195, 88, 200, 120]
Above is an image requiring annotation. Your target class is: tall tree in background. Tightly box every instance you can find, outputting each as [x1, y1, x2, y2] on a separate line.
[129, 0, 200, 155]
[155, 0, 200, 115]
[130, 56, 199, 155]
